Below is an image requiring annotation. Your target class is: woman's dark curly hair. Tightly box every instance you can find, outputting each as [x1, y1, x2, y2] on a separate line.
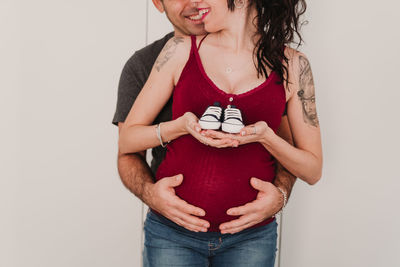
[227, 0, 307, 85]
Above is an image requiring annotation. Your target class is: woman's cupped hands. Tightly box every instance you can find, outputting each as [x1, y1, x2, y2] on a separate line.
[181, 112, 272, 148]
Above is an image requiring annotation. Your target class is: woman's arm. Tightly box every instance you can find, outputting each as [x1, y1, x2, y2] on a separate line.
[206, 49, 322, 184]
[259, 49, 322, 184]
[118, 36, 191, 155]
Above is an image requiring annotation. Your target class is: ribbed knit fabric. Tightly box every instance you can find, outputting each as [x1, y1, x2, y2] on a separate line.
[154, 35, 286, 232]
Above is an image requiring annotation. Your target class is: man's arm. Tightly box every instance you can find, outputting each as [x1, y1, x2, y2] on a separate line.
[274, 115, 297, 202]
[117, 123, 154, 206]
[117, 123, 210, 233]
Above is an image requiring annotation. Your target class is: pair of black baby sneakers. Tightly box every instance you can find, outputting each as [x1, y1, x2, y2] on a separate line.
[199, 102, 245, 134]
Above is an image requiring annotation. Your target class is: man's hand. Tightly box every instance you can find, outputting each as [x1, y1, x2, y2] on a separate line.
[219, 177, 283, 234]
[148, 174, 210, 233]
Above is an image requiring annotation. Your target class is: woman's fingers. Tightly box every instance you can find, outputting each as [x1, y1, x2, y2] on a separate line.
[185, 117, 241, 148]
[188, 126, 236, 148]
[202, 129, 234, 139]
[238, 123, 260, 137]
[239, 121, 269, 136]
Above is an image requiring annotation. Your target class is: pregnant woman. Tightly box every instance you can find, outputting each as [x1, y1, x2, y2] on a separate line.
[119, 0, 322, 266]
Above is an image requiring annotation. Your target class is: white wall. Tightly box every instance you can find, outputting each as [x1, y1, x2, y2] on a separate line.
[2, 0, 147, 266]
[2, 0, 399, 267]
[281, 1, 400, 267]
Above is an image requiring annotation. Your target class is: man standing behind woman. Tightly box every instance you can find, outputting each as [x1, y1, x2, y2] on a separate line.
[116, 0, 322, 266]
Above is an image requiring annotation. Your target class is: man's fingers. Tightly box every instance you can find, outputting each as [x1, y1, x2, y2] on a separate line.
[178, 212, 210, 230]
[221, 220, 257, 234]
[219, 214, 256, 233]
[250, 177, 268, 192]
[227, 201, 257, 216]
[162, 174, 183, 187]
[168, 209, 209, 232]
[174, 197, 206, 217]
[173, 216, 206, 232]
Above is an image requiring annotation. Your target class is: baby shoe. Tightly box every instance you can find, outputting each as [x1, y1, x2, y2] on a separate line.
[199, 102, 223, 130]
[221, 105, 245, 133]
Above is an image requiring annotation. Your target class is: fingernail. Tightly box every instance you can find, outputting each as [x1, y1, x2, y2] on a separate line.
[241, 131, 245, 136]
[195, 126, 200, 132]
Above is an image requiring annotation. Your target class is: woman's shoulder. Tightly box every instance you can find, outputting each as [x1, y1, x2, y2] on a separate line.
[283, 46, 313, 96]
[153, 35, 192, 74]
[159, 35, 192, 59]
[284, 46, 313, 71]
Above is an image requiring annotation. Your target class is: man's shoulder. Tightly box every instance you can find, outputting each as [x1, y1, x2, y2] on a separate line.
[121, 32, 174, 79]
[134, 32, 175, 62]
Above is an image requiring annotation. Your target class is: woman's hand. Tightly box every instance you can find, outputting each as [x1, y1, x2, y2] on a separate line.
[202, 121, 274, 146]
[179, 112, 238, 148]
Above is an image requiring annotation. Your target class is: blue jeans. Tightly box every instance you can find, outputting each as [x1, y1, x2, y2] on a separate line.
[142, 209, 278, 267]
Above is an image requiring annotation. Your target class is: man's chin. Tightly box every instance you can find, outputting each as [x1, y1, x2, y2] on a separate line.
[186, 25, 207, 36]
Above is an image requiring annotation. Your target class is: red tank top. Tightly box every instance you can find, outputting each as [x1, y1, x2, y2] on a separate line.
[154, 35, 286, 232]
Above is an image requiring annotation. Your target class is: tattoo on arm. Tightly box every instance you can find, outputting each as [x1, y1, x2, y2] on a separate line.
[297, 56, 319, 127]
[154, 37, 184, 72]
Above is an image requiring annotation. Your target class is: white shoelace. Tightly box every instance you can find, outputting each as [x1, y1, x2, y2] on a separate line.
[224, 108, 242, 122]
[202, 106, 222, 119]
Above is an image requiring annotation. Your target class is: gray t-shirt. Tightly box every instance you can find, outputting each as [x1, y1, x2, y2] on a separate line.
[112, 32, 174, 176]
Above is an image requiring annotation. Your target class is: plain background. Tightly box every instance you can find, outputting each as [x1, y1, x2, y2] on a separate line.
[1, 0, 400, 266]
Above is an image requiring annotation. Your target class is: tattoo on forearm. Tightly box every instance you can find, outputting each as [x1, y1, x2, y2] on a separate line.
[298, 56, 319, 127]
[154, 37, 184, 72]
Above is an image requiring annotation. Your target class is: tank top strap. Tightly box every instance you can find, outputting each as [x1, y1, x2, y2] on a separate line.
[190, 35, 197, 52]
[190, 34, 209, 54]
[198, 34, 209, 50]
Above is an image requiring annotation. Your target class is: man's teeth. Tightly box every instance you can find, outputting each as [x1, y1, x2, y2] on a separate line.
[189, 9, 209, 20]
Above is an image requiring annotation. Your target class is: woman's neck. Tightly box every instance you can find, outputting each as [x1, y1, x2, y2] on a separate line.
[212, 6, 259, 53]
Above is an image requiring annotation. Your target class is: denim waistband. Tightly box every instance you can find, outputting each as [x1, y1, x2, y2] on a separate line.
[147, 208, 276, 239]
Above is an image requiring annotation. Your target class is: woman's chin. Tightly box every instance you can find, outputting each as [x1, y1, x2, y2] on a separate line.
[204, 24, 220, 34]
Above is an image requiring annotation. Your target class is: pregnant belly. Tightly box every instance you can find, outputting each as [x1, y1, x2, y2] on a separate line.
[155, 135, 276, 231]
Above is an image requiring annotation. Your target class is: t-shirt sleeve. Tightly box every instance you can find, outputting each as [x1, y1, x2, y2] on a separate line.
[112, 53, 148, 126]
